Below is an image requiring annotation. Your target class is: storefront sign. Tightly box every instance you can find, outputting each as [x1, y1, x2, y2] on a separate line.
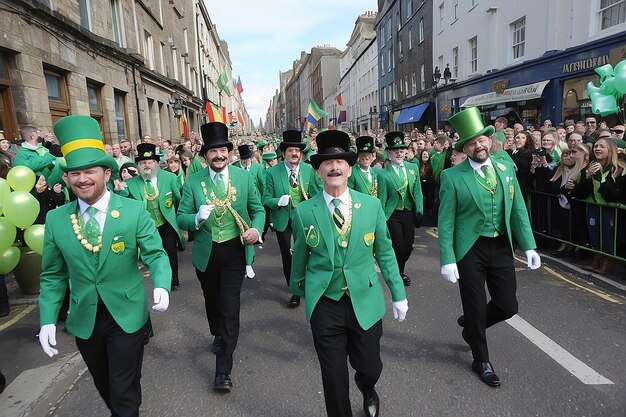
[562, 55, 610, 74]
[460, 80, 550, 108]
[492, 80, 510, 94]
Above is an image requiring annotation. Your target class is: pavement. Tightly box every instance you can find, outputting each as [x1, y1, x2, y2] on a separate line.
[0, 227, 625, 417]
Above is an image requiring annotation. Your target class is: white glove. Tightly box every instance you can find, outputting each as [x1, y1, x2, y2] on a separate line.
[39, 324, 58, 357]
[245, 265, 255, 279]
[195, 204, 215, 226]
[277, 194, 291, 207]
[525, 249, 541, 270]
[441, 263, 459, 283]
[152, 287, 169, 311]
[392, 299, 408, 322]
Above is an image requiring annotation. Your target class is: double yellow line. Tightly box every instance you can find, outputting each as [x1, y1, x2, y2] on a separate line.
[0, 304, 37, 333]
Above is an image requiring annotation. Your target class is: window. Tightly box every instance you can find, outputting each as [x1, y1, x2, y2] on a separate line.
[452, 47, 459, 78]
[396, 11, 401, 31]
[511, 17, 525, 59]
[387, 16, 392, 40]
[600, 0, 625, 29]
[404, 76, 409, 97]
[399, 37, 403, 59]
[382, 86, 386, 103]
[387, 49, 392, 73]
[453, 0, 459, 20]
[439, 2, 445, 30]
[159, 42, 166, 74]
[469, 36, 477, 73]
[407, 0, 413, 19]
[110, 0, 124, 46]
[87, 81, 104, 134]
[79, 0, 91, 29]
[183, 28, 189, 55]
[411, 71, 417, 95]
[0, 52, 18, 141]
[381, 52, 386, 74]
[171, 48, 178, 80]
[144, 30, 154, 70]
[44, 68, 70, 124]
[420, 65, 425, 90]
[408, 29, 412, 49]
[114, 90, 128, 140]
[419, 18, 424, 43]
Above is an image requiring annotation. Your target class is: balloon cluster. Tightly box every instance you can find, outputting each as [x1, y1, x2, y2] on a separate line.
[586, 59, 626, 117]
[0, 166, 44, 274]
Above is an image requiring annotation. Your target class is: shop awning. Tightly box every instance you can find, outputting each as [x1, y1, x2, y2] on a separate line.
[460, 80, 550, 108]
[395, 103, 430, 124]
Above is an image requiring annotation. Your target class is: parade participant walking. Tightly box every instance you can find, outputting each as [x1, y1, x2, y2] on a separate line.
[290, 130, 408, 417]
[348, 136, 388, 209]
[38, 115, 171, 416]
[262, 130, 320, 307]
[119, 143, 184, 289]
[382, 131, 423, 286]
[177, 122, 265, 391]
[439, 107, 540, 387]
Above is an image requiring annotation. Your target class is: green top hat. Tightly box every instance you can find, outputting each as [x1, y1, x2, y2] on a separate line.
[356, 136, 375, 153]
[262, 151, 277, 161]
[449, 107, 495, 151]
[384, 131, 407, 149]
[256, 140, 267, 150]
[54, 115, 117, 172]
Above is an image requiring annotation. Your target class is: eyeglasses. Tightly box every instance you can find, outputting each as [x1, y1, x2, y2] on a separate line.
[611, 129, 624, 134]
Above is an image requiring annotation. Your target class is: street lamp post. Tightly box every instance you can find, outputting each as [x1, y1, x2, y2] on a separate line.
[172, 98, 184, 118]
[432, 64, 455, 132]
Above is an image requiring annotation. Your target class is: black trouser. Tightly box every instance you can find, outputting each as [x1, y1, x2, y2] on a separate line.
[195, 237, 245, 375]
[75, 304, 146, 417]
[0, 274, 8, 310]
[310, 295, 383, 417]
[158, 222, 179, 286]
[275, 224, 293, 286]
[387, 209, 416, 274]
[457, 235, 518, 362]
[262, 207, 271, 240]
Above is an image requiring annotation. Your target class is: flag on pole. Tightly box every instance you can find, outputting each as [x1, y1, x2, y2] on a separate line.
[217, 71, 231, 96]
[335, 94, 343, 107]
[306, 99, 327, 125]
[337, 110, 347, 124]
[236, 77, 244, 94]
[228, 111, 234, 123]
[221, 106, 227, 123]
[179, 113, 189, 138]
[237, 109, 245, 127]
[206, 101, 223, 123]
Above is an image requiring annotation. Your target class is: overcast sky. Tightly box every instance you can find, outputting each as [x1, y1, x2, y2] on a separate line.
[207, 0, 378, 128]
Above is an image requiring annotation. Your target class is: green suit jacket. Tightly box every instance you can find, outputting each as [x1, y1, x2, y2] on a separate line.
[348, 167, 388, 211]
[438, 158, 536, 266]
[177, 165, 266, 271]
[117, 169, 184, 248]
[290, 190, 406, 330]
[262, 162, 321, 232]
[39, 193, 172, 339]
[233, 161, 265, 197]
[382, 161, 423, 219]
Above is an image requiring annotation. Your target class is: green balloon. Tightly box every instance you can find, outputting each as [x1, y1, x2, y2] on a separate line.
[0, 246, 20, 274]
[0, 178, 10, 215]
[6, 166, 36, 192]
[3, 191, 40, 229]
[24, 224, 45, 255]
[0, 217, 17, 252]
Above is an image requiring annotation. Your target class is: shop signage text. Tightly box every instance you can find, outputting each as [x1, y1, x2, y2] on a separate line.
[562, 55, 610, 74]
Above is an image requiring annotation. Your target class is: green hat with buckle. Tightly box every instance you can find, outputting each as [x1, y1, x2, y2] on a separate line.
[54, 115, 117, 172]
[449, 107, 495, 151]
[384, 131, 407, 149]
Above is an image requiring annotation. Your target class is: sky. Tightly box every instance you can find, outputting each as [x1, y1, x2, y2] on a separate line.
[207, 0, 378, 129]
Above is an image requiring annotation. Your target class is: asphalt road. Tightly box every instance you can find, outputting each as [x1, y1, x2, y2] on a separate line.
[0, 227, 625, 417]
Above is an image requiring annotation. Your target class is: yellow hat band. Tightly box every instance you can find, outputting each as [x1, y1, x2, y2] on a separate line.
[61, 139, 105, 156]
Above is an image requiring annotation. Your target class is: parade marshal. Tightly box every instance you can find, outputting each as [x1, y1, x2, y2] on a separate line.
[439, 107, 541, 387]
[290, 130, 408, 417]
[38, 115, 171, 416]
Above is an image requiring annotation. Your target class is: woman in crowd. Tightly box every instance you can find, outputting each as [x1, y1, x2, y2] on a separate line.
[541, 131, 560, 168]
[180, 150, 194, 177]
[509, 130, 536, 200]
[572, 138, 625, 273]
[419, 150, 436, 226]
[165, 153, 185, 191]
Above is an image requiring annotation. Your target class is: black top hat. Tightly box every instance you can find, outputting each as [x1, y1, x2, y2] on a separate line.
[355, 136, 376, 154]
[135, 143, 160, 162]
[237, 144, 253, 159]
[384, 131, 407, 149]
[310, 130, 357, 170]
[279, 130, 306, 152]
[200, 122, 232, 155]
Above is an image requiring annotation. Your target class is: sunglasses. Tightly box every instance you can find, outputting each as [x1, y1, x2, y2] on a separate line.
[611, 129, 624, 134]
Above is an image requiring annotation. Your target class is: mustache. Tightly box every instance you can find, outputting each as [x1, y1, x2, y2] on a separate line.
[211, 157, 227, 162]
[328, 170, 342, 177]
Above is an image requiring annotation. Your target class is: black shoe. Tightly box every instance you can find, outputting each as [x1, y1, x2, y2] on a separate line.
[401, 274, 411, 286]
[457, 315, 465, 327]
[471, 361, 501, 387]
[143, 328, 154, 345]
[461, 328, 470, 348]
[213, 374, 232, 392]
[0, 370, 5, 394]
[357, 385, 380, 417]
[288, 295, 301, 308]
[211, 336, 223, 354]
[0, 305, 9, 318]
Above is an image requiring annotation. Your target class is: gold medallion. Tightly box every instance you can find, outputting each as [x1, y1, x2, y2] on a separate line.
[354, 203, 361, 209]
[111, 210, 120, 218]
[340, 241, 348, 248]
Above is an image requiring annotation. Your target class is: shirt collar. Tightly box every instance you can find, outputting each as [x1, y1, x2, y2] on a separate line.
[22, 141, 41, 151]
[209, 166, 229, 182]
[78, 190, 111, 214]
[468, 157, 494, 172]
[323, 188, 350, 208]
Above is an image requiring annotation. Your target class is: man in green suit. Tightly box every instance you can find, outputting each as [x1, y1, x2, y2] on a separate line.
[262, 130, 321, 307]
[177, 122, 265, 392]
[439, 107, 541, 387]
[381, 132, 423, 286]
[291, 130, 408, 417]
[348, 136, 388, 210]
[118, 143, 184, 289]
[38, 115, 171, 416]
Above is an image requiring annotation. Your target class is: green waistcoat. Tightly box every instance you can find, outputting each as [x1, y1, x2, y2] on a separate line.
[209, 208, 239, 243]
[146, 197, 166, 227]
[475, 175, 506, 238]
[289, 183, 305, 207]
[324, 222, 350, 301]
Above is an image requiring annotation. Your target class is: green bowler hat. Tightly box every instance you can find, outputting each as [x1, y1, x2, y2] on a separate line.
[262, 151, 277, 161]
[54, 115, 117, 172]
[449, 107, 495, 151]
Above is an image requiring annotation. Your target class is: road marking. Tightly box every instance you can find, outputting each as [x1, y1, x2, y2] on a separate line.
[0, 304, 36, 333]
[506, 315, 614, 385]
[512, 255, 622, 304]
[426, 229, 438, 239]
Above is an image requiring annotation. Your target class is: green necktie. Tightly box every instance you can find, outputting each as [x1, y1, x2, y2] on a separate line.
[397, 165, 406, 183]
[84, 207, 101, 246]
[145, 179, 156, 196]
[215, 172, 227, 197]
[332, 198, 344, 230]
[481, 165, 497, 191]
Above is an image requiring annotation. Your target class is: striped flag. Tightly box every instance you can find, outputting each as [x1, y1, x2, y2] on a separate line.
[179, 113, 189, 138]
[306, 99, 327, 124]
[217, 71, 231, 96]
[206, 101, 223, 123]
[236, 77, 244, 94]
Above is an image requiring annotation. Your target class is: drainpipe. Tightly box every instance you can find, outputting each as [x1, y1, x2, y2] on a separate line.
[132, 64, 143, 139]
